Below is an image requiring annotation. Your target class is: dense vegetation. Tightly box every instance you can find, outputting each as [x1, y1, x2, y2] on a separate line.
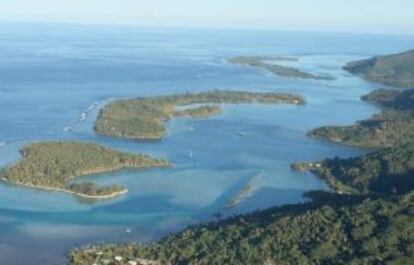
[293, 143, 414, 195]
[70, 53, 414, 265]
[309, 89, 414, 148]
[344, 49, 414, 89]
[361, 88, 414, 110]
[229, 56, 334, 80]
[94, 90, 305, 140]
[334, 50, 414, 146]
[0, 142, 169, 198]
[71, 191, 414, 265]
[173, 105, 221, 118]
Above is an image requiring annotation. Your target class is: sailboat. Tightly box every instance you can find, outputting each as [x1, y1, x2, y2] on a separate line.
[189, 150, 194, 159]
[190, 120, 196, 131]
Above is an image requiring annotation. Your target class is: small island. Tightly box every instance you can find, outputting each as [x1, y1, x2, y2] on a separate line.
[344, 49, 414, 89]
[0, 142, 170, 199]
[228, 56, 334, 80]
[94, 90, 306, 140]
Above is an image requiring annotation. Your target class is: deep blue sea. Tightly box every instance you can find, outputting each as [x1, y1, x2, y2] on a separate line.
[0, 22, 413, 264]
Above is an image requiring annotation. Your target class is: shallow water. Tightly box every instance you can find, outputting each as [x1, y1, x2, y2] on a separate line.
[1, 23, 414, 264]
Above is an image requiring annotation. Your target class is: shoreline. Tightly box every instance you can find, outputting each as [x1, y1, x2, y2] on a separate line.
[0, 142, 172, 200]
[1, 178, 129, 199]
[94, 90, 306, 140]
[96, 100, 304, 141]
[0, 161, 171, 199]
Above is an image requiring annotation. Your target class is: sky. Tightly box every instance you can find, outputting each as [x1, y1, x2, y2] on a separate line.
[0, 0, 413, 34]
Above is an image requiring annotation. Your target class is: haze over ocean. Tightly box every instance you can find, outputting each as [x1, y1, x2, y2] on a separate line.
[0, 22, 414, 263]
[0, 1, 413, 34]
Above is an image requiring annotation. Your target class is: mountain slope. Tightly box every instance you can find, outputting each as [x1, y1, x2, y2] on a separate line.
[344, 50, 414, 89]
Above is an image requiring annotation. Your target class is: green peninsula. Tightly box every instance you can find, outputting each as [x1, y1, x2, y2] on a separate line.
[311, 50, 414, 147]
[94, 90, 305, 140]
[344, 50, 414, 89]
[229, 56, 334, 80]
[0, 142, 169, 199]
[293, 143, 414, 195]
[309, 88, 414, 148]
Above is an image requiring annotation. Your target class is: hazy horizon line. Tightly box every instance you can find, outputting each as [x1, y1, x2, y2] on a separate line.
[1, 19, 413, 37]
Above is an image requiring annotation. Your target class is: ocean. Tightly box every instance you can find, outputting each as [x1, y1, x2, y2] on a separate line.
[0, 22, 413, 264]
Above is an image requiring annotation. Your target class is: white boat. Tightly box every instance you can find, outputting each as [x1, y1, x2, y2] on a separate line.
[79, 112, 87, 121]
[237, 131, 246, 137]
[189, 150, 194, 159]
[63, 127, 73, 132]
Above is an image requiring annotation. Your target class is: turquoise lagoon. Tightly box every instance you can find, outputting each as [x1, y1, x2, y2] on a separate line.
[1, 23, 414, 264]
